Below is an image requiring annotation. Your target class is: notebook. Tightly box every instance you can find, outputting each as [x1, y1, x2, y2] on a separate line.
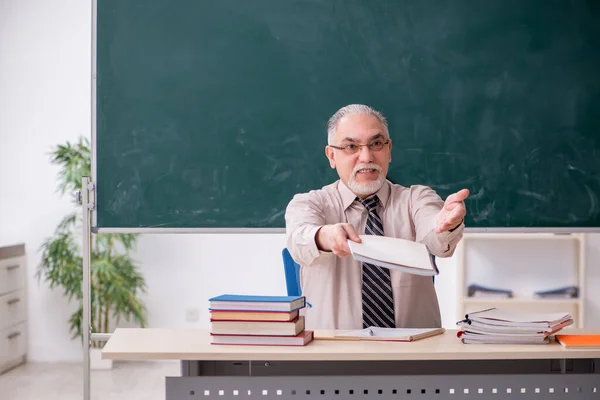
[457, 318, 573, 335]
[208, 294, 306, 312]
[464, 308, 573, 328]
[210, 316, 305, 336]
[319, 327, 445, 342]
[555, 335, 600, 349]
[347, 235, 438, 276]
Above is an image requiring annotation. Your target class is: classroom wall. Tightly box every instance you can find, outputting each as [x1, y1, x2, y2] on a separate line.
[1, 0, 598, 362]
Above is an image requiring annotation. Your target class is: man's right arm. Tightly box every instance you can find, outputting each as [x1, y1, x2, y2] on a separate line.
[285, 192, 361, 265]
[285, 192, 327, 266]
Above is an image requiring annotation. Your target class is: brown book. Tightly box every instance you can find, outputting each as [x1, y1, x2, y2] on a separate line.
[210, 310, 298, 322]
[211, 316, 305, 336]
[211, 330, 314, 346]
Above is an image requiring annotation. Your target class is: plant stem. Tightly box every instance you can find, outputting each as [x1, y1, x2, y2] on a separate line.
[104, 237, 114, 335]
[104, 293, 109, 336]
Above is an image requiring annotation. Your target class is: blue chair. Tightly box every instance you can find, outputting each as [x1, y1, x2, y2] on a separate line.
[282, 248, 302, 296]
[281, 248, 434, 298]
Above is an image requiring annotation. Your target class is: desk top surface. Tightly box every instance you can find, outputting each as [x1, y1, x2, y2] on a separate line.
[102, 328, 600, 361]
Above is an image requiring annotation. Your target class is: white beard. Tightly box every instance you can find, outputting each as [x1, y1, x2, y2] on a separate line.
[347, 163, 385, 196]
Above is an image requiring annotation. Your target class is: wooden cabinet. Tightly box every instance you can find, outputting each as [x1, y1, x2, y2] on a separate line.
[0, 244, 27, 374]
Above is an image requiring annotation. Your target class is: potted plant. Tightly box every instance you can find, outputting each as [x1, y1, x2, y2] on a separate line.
[36, 137, 148, 369]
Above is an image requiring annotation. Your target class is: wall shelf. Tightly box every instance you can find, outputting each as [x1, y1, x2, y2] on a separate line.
[456, 233, 585, 328]
[463, 298, 580, 305]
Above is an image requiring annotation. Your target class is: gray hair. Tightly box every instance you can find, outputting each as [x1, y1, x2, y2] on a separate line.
[326, 104, 389, 145]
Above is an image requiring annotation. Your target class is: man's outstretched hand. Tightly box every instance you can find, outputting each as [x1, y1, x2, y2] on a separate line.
[436, 188, 469, 233]
[316, 223, 361, 257]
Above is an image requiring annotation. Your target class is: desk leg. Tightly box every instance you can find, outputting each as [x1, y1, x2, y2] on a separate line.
[181, 361, 218, 377]
[181, 361, 199, 377]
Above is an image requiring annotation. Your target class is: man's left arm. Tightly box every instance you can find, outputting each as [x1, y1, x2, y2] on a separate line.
[411, 186, 469, 258]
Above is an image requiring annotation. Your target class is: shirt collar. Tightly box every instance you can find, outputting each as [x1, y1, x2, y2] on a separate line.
[338, 179, 391, 211]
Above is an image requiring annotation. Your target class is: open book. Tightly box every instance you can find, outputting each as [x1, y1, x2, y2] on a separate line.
[318, 327, 445, 342]
[348, 235, 438, 276]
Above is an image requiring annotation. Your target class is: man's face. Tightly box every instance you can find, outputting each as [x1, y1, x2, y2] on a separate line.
[325, 113, 392, 198]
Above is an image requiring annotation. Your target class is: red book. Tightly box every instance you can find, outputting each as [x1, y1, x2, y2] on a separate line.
[210, 309, 299, 322]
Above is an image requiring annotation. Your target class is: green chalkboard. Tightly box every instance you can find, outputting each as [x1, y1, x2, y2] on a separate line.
[96, 0, 600, 229]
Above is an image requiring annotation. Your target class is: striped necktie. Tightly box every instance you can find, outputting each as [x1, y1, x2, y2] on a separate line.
[358, 196, 395, 328]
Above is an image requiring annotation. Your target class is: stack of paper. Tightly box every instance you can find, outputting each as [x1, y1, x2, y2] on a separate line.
[456, 308, 573, 344]
[348, 235, 438, 276]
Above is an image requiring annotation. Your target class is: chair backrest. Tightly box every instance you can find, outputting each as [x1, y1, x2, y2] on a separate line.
[281, 249, 433, 296]
[282, 248, 302, 296]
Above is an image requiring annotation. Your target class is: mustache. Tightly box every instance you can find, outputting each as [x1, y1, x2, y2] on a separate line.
[352, 163, 382, 176]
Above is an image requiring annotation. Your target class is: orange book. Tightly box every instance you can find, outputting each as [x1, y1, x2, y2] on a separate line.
[556, 334, 600, 348]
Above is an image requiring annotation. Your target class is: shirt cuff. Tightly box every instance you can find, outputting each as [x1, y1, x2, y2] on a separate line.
[426, 219, 464, 255]
[449, 219, 464, 232]
[306, 224, 339, 262]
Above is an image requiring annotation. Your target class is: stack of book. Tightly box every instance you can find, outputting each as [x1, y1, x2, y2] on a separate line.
[456, 308, 573, 344]
[208, 294, 314, 346]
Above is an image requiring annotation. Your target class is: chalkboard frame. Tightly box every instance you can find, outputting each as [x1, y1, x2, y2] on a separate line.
[91, 0, 600, 234]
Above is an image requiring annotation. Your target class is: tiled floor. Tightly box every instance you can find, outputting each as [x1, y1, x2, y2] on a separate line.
[0, 360, 180, 400]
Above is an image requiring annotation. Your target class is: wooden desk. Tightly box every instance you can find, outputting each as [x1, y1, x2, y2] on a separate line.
[103, 328, 600, 399]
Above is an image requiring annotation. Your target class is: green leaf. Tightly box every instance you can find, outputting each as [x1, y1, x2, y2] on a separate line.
[38, 136, 147, 345]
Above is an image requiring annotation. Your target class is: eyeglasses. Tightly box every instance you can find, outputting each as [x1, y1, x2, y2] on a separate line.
[329, 140, 389, 155]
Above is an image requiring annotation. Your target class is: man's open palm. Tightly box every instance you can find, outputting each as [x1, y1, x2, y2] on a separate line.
[436, 188, 469, 233]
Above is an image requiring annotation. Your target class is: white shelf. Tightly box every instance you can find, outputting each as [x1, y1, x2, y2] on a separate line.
[463, 233, 580, 241]
[456, 233, 586, 328]
[463, 297, 579, 305]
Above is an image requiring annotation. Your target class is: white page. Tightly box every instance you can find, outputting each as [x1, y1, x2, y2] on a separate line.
[348, 236, 436, 274]
[351, 253, 437, 276]
[468, 308, 571, 323]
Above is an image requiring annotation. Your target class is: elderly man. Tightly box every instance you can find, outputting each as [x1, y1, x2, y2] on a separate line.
[285, 104, 469, 330]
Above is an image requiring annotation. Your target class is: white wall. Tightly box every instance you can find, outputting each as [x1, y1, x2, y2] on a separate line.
[0, 0, 92, 361]
[1, 0, 599, 362]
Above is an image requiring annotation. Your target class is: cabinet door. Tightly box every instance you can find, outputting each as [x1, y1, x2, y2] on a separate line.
[0, 290, 26, 331]
[0, 257, 25, 295]
[0, 322, 27, 369]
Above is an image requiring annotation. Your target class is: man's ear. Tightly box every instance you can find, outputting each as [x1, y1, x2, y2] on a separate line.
[325, 146, 336, 169]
